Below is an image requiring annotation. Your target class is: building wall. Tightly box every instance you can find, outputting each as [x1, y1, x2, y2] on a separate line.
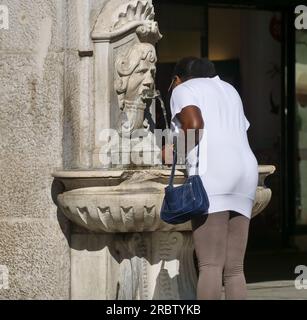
[208, 8, 241, 61]
[155, 3, 204, 63]
[0, 0, 107, 299]
[0, 0, 70, 299]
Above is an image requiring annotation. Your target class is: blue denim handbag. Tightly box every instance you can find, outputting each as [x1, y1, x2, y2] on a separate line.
[160, 141, 210, 225]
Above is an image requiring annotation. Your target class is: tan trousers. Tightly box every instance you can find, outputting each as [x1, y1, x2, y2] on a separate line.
[191, 210, 250, 300]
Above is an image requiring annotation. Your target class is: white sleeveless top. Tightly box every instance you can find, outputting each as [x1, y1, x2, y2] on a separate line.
[170, 76, 258, 219]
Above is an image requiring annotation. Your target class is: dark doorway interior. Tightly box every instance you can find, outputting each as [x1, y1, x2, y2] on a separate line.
[154, 2, 285, 250]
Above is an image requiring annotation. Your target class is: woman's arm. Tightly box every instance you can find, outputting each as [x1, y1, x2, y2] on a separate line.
[177, 105, 204, 157]
[161, 105, 204, 164]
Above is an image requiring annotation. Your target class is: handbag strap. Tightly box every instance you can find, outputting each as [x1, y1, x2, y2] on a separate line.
[168, 137, 200, 187]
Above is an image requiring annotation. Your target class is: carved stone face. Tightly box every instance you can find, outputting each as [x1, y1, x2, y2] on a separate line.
[125, 56, 156, 102]
[115, 43, 157, 137]
[115, 43, 157, 107]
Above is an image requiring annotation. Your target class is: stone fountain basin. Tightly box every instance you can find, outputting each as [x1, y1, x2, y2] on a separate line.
[53, 165, 275, 233]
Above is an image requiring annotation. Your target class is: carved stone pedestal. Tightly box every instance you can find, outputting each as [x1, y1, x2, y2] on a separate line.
[53, 165, 275, 300]
[71, 231, 196, 300]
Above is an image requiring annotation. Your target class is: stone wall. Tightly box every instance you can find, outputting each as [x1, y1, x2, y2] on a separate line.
[0, 0, 69, 299]
[63, 0, 106, 169]
[0, 0, 108, 299]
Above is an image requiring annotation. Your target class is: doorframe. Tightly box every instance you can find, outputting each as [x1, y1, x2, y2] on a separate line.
[281, 6, 296, 246]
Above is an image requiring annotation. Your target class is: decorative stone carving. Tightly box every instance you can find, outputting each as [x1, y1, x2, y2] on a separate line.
[70, 231, 197, 300]
[115, 42, 157, 137]
[113, 1, 155, 31]
[251, 165, 276, 218]
[90, 0, 162, 168]
[92, 0, 162, 42]
[56, 169, 188, 233]
[54, 165, 276, 233]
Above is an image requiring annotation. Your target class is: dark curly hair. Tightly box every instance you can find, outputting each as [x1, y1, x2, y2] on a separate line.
[172, 56, 217, 80]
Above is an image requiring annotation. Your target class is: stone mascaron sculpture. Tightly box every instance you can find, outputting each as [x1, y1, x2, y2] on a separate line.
[115, 42, 157, 138]
[91, 0, 162, 168]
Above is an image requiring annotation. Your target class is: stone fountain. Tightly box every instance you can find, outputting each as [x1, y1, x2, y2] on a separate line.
[52, 0, 275, 300]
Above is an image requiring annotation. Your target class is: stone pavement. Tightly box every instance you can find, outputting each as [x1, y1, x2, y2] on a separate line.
[243, 250, 307, 300]
[246, 280, 307, 299]
[220, 280, 306, 299]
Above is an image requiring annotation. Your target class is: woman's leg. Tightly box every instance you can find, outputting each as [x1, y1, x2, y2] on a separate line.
[223, 211, 250, 300]
[191, 211, 229, 300]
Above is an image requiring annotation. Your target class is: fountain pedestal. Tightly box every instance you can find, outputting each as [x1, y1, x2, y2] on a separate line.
[53, 165, 275, 299]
